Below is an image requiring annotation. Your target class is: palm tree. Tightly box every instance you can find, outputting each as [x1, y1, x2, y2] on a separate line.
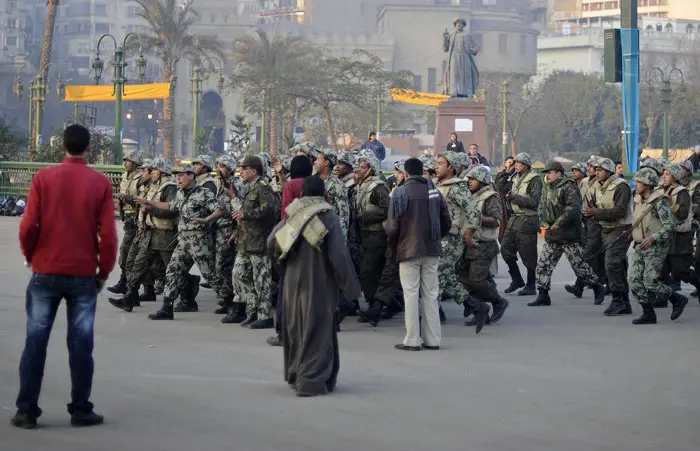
[134, 0, 222, 159]
[231, 29, 315, 156]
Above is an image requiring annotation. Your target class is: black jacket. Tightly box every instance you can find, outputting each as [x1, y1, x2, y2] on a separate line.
[446, 140, 465, 153]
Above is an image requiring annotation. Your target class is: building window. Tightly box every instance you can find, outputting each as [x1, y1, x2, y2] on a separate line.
[94, 23, 110, 34]
[414, 75, 422, 92]
[5, 36, 18, 47]
[428, 68, 437, 93]
[127, 6, 140, 17]
[519, 35, 527, 54]
[472, 33, 483, 50]
[94, 4, 107, 15]
[6, 18, 19, 30]
[499, 34, 508, 54]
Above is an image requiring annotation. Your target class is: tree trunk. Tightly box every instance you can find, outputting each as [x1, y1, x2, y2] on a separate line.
[323, 106, 337, 151]
[32, 0, 59, 161]
[269, 106, 278, 157]
[163, 60, 174, 160]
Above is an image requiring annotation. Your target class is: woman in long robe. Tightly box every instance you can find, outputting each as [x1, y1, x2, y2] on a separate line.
[267, 177, 362, 397]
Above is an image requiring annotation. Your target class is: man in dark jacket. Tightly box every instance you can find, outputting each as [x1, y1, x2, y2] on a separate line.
[446, 132, 465, 153]
[386, 158, 451, 351]
[530, 161, 605, 306]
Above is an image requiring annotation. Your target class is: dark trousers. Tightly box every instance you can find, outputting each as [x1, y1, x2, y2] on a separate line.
[16, 274, 98, 417]
[275, 272, 285, 335]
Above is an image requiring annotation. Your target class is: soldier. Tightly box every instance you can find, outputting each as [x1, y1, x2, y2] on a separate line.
[459, 166, 509, 327]
[193, 155, 217, 194]
[420, 154, 438, 182]
[231, 156, 279, 328]
[108, 158, 179, 312]
[571, 162, 587, 187]
[529, 162, 605, 306]
[138, 163, 224, 320]
[583, 157, 633, 316]
[338, 152, 363, 309]
[435, 152, 492, 329]
[133, 158, 161, 303]
[660, 163, 700, 303]
[108, 150, 143, 294]
[355, 153, 391, 321]
[501, 152, 542, 296]
[494, 156, 515, 199]
[566, 156, 608, 297]
[271, 156, 291, 194]
[681, 160, 700, 297]
[314, 149, 350, 239]
[629, 168, 687, 324]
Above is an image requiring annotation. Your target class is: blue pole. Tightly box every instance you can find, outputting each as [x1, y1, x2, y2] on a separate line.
[620, 28, 639, 173]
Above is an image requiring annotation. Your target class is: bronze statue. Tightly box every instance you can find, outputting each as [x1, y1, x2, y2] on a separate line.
[443, 18, 480, 99]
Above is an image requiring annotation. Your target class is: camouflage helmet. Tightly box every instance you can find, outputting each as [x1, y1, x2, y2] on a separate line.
[280, 156, 292, 174]
[293, 142, 318, 159]
[657, 157, 669, 167]
[394, 161, 406, 173]
[634, 167, 659, 187]
[514, 152, 532, 167]
[258, 152, 272, 172]
[639, 157, 663, 176]
[140, 158, 152, 169]
[359, 148, 376, 161]
[123, 149, 143, 166]
[664, 163, 683, 183]
[317, 148, 338, 166]
[337, 151, 356, 167]
[587, 155, 601, 166]
[172, 163, 196, 174]
[438, 151, 463, 175]
[594, 157, 616, 174]
[681, 159, 694, 175]
[571, 162, 588, 174]
[420, 154, 437, 171]
[216, 154, 237, 171]
[149, 157, 172, 175]
[358, 153, 381, 176]
[466, 165, 492, 184]
[192, 154, 214, 170]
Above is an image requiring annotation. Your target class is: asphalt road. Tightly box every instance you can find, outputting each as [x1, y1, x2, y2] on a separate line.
[1, 217, 699, 451]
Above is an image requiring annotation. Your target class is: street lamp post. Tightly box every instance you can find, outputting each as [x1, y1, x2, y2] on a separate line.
[650, 67, 684, 160]
[92, 33, 147, 163]
[501, 80, 509, 166]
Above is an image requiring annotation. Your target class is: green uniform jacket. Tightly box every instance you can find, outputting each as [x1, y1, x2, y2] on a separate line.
[236, 177, 278, 254]
[539, 177, 582, 244]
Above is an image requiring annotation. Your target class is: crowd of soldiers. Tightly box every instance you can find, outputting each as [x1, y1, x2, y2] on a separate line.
[106, 143, 698, 335]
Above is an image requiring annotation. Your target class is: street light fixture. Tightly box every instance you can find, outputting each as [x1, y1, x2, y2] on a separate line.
[93, 32, 147, 163]
[649, 66, 684, 160]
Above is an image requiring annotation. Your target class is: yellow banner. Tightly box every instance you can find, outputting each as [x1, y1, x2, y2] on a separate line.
[64, 83, 171, 102]
[391, 88, 449, 107]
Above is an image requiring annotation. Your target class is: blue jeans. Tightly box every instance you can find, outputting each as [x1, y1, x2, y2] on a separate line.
[16, 274, 98, 417]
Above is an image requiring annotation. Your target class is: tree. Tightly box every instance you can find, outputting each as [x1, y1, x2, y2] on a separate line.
[230, 29, 316, 156]
[134, 0, 223, 159]
[227, 114, 251, 159]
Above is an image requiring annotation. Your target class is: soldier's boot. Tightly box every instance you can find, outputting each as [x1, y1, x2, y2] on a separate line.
[632, 303, 657, 325]
[490, 298, 510, 323]
[359, 301, 383, 327]
[214, 295, 233, 315]
[154, 280, 164, 295]
[651, 295, 669, 309]
[518, 270, 537, 296]
[590, 283, 606, 306]
[665, 275, 681, 292]
[469, 301, 490, 335]
[222, 303, 247, 324]
[241, 311, 258, 327]
[669, 292, 689, 321]
[200, 280, 212, 289]
[108, 288, 139, 313]
[504, 263, 525, 294]
[603, 292, 624, 316]
[249, 317, 274, 330]
[463, 303, 476, 318]
[107, 273, 127, 295]
[528, 288, 551, 307]
[619, 292, 633, 315]
[138, 285, 156, 303]
[565, 278, 584, 299]
[174, 276, 200, 313]
[148, 300, 175, 321]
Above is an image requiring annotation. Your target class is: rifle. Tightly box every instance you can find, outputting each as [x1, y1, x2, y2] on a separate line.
[118, 197, 125, 222]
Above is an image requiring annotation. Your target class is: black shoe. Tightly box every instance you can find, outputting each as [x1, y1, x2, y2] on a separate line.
[504, 279, 525, 294]
[421, 344, 440, 350]
[148, 305, 174, 320]
[651, 297, 669, 308]
[138, 285, 156, 303]
[107, 274, 127, 295]
[240, 314, 258, 327]
[439, 305, 446, 324]
[200, 281, 212, 289]
[592, 283, 606, 306]
[463, 303, 476, 318]
[528, 289, 551, 306]
[604, 293, 629, 316]
[248, 318, 274, 329]
[490, 298, 509, 323]
[604, 285, 612, 296]
[222, 304, 247, 324]
[173, 301, 198, 313]
[518, 285, 537, 296]
[565, 279, 584, 298]
[70, 411, 104, 427]
[108, 288, 139, 313]
[632, 304, 657, 325]
[359, 301, 382, 327]
[10, 412, 37, 429]
[394, 344, 421, 351]
[471, 303, 490, 334]
[670, 292, 689, 321]
[266, 335, 282, 347]
[619, 292, 633, 315]
[214, 306, 227, 315]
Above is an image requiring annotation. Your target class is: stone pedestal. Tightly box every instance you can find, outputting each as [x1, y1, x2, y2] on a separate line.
[433, 99, 488, 155]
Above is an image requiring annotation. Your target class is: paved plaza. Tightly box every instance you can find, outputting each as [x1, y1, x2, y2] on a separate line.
[1, 216, 699, 450]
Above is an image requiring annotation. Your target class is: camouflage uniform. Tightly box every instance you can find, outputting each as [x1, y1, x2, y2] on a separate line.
[112, 150, 143, 291]
[339, 152, 362, 274]
[149, 164, 223, 319]
[317, 149, 350, 239]
[629, 168, 687, 324]
[232, 165, 279, 324]
[579, 156, 607, 287]
[533, 162, 603, 306]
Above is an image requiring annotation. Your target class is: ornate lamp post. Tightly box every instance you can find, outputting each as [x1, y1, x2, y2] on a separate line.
[93, 32, 147, 163]
[650, 67, 684, 160]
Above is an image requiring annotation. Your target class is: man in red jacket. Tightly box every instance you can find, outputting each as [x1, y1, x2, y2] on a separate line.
[14, 124, 118, 429]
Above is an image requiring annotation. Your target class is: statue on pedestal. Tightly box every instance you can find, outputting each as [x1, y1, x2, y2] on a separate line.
[443, 18, 480, 99]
